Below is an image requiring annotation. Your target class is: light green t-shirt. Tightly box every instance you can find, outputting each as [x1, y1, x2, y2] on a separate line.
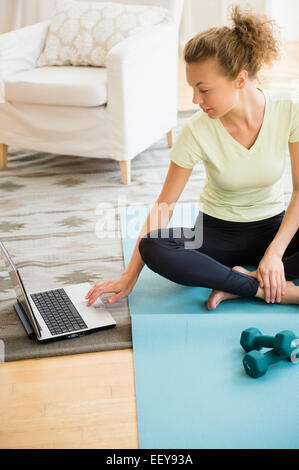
[169, 88, 299, 222]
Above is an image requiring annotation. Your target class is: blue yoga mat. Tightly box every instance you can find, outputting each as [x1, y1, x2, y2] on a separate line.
[120, 204, 299, 449]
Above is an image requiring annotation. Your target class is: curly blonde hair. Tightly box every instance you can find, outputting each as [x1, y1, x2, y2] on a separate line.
[183, 4, 282, 81]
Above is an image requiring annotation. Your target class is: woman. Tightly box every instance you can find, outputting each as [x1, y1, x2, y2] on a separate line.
[86, 5, 299, 310]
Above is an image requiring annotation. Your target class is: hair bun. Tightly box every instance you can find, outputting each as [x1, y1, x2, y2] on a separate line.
[230, 4, 282, 74]
[183, 4, 282, 81]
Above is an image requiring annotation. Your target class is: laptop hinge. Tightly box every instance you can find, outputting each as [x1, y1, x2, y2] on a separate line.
[13, 301, 36, 339]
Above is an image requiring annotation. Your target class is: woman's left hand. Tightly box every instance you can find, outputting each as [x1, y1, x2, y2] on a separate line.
[256, 253, 286, 303]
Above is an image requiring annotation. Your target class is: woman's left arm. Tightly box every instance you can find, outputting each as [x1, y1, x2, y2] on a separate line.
[257, 141, 299, 303]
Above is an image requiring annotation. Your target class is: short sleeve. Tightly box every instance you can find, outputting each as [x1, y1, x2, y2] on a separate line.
[169, 121, 203, 169]
[288, 95, 299, 143]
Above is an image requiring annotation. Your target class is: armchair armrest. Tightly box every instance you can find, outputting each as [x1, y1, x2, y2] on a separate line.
[0, 20, 50, 80]
[106, 22, 179, 157]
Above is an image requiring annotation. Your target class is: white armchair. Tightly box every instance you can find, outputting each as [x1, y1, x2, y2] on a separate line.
[0, 0, 183, 184]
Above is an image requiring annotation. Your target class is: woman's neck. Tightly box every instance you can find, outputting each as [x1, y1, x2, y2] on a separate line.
[221, 82, 265, 129]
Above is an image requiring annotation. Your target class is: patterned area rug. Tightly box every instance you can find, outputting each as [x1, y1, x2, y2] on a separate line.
[0, 110, 293, 362]
[0, 111, 195, 361]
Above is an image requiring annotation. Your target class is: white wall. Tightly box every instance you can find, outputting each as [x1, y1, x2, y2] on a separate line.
[0, 0, 55, 34]
[179, 0, 299, 49]
[179, 0, 223, 48]
[269, 0, 299, 42]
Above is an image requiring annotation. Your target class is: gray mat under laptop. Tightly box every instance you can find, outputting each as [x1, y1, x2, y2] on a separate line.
[0, 110, 293, 361]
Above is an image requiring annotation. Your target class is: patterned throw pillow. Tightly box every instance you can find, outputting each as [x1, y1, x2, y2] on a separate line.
[36, 0, 168, 67]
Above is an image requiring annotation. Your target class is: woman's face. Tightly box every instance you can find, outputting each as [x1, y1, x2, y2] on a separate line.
[186, 59, 244, 119]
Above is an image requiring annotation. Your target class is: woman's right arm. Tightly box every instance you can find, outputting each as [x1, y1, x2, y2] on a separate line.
[85, 161, 193, 305]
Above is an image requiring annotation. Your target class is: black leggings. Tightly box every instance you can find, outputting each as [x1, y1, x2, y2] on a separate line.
[138, 210, 299, 298]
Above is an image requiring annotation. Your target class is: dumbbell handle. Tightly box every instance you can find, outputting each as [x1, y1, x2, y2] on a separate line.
[265, 349, 283, 366]
[254, 335, 275, 349]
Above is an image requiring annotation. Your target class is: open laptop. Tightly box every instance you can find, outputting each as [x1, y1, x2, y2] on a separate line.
[0, 241, 116, 343]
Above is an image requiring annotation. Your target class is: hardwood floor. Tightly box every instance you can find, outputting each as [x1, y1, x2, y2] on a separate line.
[1, 42, 299, 450]
[0, 349, 138, 448]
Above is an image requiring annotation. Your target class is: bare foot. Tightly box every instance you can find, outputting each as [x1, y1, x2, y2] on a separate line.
[206, 265, 299, 309]
[206, 266, 257, 310]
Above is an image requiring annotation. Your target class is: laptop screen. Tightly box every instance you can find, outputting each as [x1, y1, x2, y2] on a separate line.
[0, 241, 41, 337]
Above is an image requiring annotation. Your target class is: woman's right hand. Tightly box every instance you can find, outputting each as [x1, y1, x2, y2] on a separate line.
[85, 272, 138, 306]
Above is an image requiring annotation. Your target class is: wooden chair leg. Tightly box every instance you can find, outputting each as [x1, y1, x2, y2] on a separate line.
[0, 144, 8, 169]
[166, 129, 174, 148]
[119, 160, 131, 185]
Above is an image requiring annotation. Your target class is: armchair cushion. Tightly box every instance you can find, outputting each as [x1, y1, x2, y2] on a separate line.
[36, 0, 168, 68]
[4, 65, 107, 106]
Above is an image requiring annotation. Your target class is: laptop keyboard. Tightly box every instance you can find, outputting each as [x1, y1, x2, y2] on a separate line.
[31, 288, 87, 336]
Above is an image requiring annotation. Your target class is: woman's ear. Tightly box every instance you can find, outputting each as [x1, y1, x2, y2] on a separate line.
[235, 69, 248, 90]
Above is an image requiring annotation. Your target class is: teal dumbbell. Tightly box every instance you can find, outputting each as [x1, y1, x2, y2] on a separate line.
[240, 327, 297, 356]
[243, 349, 289, 378]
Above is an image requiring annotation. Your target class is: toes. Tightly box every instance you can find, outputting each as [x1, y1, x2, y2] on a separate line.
[207, 290, 224, 310]
[210, 296, 218, 309]
[232, 266, 246, 274]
